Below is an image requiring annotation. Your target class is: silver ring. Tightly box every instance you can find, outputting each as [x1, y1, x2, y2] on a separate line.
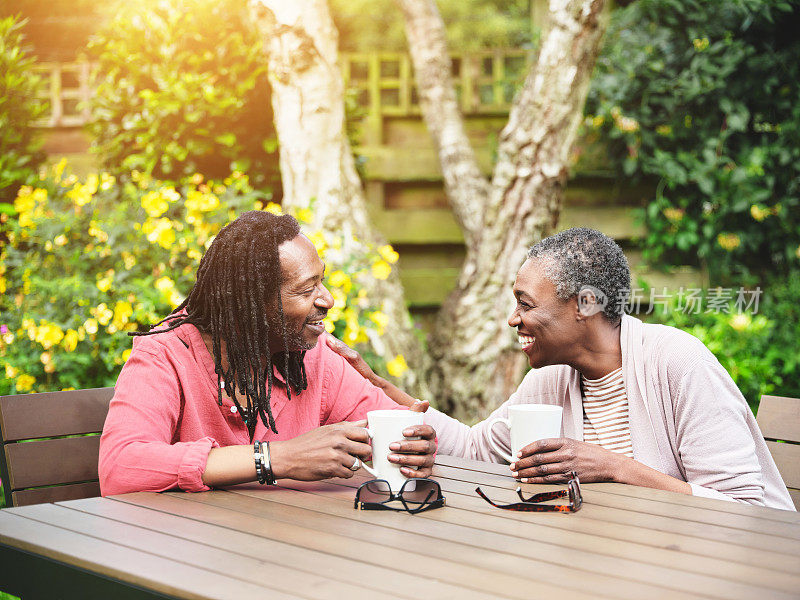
[350, 457, 361, 471]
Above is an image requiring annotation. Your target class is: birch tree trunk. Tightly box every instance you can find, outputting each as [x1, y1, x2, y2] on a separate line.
[253, 0, 429, 396]
[397, 0, 610, 421]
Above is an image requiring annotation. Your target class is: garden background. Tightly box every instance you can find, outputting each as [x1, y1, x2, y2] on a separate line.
[1, 1, 799, 430]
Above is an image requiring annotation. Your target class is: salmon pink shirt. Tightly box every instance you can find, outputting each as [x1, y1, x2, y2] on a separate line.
[99, 322, 400, 495]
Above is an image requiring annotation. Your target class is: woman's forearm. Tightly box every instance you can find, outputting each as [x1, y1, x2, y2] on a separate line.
[617, 457, 691, 495]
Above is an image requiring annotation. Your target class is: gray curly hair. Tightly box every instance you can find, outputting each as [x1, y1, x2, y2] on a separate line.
[527, 228, 630, 322]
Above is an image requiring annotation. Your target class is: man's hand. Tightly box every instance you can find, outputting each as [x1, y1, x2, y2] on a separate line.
[509, 438, 628, 484]
[270, 421, 372, 481]
[387, 424, 437, 479]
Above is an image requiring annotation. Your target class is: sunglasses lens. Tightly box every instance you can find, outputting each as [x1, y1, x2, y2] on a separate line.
[359, 480, 392, 503]
[401, 479, 440, 505]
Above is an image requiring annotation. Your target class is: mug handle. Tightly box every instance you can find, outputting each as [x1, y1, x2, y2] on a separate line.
[358, 427, 379, 479]
[486, 417, 514, 463]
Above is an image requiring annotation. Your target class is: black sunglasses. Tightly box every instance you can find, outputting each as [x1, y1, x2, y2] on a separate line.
[354, 478, 445, 514]
[475, 471, 582, 513]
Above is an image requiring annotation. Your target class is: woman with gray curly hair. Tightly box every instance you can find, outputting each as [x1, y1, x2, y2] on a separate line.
[330, 227, 794, 510]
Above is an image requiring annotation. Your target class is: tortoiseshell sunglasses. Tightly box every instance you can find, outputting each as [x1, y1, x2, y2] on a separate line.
[475, 471, 582, 513]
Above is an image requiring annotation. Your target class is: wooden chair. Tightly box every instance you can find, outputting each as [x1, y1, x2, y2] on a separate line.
[0, 387, 114, 507]
[756, 394, 800, 510]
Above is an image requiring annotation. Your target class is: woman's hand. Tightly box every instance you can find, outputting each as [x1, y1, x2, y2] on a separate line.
[269, 421, 373, 481]
[326, 335, 381, 384]
[387, 424, 437, 479]
[509, 438, 628, 483]
[326, 335, 428, 411]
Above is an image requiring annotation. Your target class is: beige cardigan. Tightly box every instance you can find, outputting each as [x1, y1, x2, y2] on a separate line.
[425, 315, 795, 511]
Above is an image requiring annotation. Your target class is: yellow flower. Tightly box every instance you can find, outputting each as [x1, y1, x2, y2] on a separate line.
[66, 181, 93, 207]
[16, 374, 35, 392]
[122, 348, 132, 362]
[155, 276, 176, 293]
[295, 207, 313, 223]
[40, 351, 52, 365]
[750, 205, 771, 222]
[185, 189, 219, 213]
[54, 234, 68, 246]
[84, 318, 99, 335]
[113, 301, 134, 329]
[386, 354, 408, 378]
[141, 190, 169, 218]
[63, 329, 79, 352]
[35, 322, 64, 349]
[5, 364, 18, 378]
[53, 158, 67, 182]
[190, 173, 204, 185]
[92, 303, 113, 326]
[378, 244, 400, 264]
[0, 277, 5, 294]
[96, 271, 115, 293]
[328, 270, 352, 293]
[168, 290, 184, 308]
[371, 260, 392, 280]
[122, 251, 137, 269]
[717, 233, 741, 251]
[693, 37, 709, 51]
[662, 207, 685, 222]
[729, 313, 751, 332]
[99, 172, 116, 191]
[142, 218, 176, 249]
[368, 310, 389, 335]
[263, 202, 283, 215]
[308, 230, 327, 253]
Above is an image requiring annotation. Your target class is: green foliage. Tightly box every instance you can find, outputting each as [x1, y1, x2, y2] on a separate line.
[586, 0, 800, 284]
[87, 0, 279, 189]
[331, 0, 533, 51]
[643, 274, 800, 411]
[0, 16, 46, 206]
[0, 163, 401, 395]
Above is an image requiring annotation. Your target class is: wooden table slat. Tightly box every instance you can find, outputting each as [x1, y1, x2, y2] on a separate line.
[11, 502, 406, 600]
[250, 478, 800, 585]
[116, 491, 606, 600]
[0, 511, 299, 600]
[61, 496, 498, 600]
[158, 486, 782, 600]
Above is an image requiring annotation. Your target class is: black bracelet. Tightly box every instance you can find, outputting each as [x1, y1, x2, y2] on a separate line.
[263, 441, 276, 485]
[254, 440, 276, 485]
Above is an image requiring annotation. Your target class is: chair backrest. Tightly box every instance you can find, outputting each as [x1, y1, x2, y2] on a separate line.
[756, 394, 800, 510]
[0, 387, 114, 507]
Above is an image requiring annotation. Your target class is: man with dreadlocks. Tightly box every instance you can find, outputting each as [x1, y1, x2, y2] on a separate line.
[99, 211, 436, 494]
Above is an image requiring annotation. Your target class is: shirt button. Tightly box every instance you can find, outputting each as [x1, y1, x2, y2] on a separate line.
[230, 406, 237, 414]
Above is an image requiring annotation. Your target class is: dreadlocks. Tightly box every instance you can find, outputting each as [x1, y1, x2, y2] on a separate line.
[130, 210, 308, 439]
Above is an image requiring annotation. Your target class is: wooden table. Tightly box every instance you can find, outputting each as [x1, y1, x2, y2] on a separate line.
[1, 455, 799, 600]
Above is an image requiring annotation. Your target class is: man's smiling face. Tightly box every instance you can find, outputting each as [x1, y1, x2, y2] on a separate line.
[270, 234, 334, 352]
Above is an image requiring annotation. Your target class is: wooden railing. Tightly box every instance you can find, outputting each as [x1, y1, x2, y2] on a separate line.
[31, 61, 94, 127]
[341, 50, 535, 116]
[31, 50, 534, 128]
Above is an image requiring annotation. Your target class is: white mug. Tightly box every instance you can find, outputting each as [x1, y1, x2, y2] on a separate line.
[487, 404, 563, 463]
[359, 410, 424, 492]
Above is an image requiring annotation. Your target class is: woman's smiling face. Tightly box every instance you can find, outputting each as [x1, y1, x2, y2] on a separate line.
[507, 258, 581, 369]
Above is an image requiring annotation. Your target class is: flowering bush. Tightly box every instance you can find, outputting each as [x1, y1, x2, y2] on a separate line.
[0, 162, 400, 394]
[585, 0, 800, 284]
[641, 274, 800, 411]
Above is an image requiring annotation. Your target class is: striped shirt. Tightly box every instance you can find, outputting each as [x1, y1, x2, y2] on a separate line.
[581, 367, 634, 458]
